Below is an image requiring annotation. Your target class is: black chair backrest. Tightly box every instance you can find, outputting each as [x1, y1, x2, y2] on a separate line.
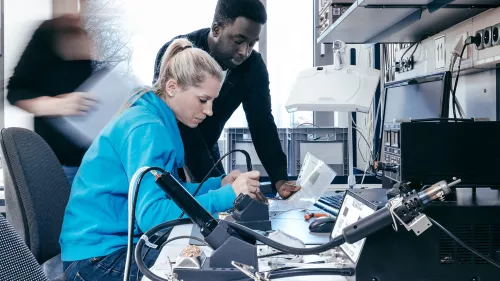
[0, 214, 50, 281]
[0, 127, 71, 264]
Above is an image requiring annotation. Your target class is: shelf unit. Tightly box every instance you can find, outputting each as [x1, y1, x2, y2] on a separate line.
[317, 0, 500, 44]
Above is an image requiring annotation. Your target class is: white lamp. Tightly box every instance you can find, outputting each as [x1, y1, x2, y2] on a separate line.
[286, 41, 380, 188]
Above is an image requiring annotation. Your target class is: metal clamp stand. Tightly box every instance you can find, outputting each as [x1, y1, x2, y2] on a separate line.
[174, 221, 259, 281]
[232, 194, 272, 231]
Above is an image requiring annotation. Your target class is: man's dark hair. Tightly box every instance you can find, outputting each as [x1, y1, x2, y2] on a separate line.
[213, 0, 267, 26]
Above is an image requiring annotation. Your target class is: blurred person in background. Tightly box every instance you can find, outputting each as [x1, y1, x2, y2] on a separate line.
[7, 12, 96, 185]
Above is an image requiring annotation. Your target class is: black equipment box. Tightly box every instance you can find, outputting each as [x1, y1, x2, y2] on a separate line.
[382, 121, 500, 187]
[347, 188, 500, 281]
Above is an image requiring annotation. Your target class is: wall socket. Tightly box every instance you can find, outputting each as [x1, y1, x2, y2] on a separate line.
[435, 35, 446, 69]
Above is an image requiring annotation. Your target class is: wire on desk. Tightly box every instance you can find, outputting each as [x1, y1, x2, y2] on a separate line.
[258, 251, 287, 259]
[232, 267, 355, 281]
[160, 235, 211, 250]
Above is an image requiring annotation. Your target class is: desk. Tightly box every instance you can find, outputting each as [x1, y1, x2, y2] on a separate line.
[143, 223, 349, 281]
[142, 184, 381, 281]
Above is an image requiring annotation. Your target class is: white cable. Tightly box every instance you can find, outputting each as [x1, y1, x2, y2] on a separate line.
[124, 166, 151, 281]
[361, 160, 370, 185]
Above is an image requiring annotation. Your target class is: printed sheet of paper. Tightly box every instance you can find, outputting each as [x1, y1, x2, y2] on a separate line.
[269, 152, 337, 212]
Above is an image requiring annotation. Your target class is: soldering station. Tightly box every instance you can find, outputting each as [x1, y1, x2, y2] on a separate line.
[116, 30, 500, 280]
[123, 130, 500, 281]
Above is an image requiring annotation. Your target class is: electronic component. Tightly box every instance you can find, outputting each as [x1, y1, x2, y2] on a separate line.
[232, 194, 271, 231]
[397, 121, 500, 187]
[378, 72, 451, 183]
[347, 187, 500, 281]
[318, 3, 352, 35]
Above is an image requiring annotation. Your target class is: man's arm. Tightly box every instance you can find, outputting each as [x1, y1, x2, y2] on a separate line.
[242, 56, 288, 190]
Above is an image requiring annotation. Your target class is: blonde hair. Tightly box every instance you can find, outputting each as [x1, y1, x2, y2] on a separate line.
[123, 38, 224, 110]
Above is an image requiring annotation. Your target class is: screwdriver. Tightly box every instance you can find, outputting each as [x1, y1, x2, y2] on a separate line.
[304, 212, 329, 221]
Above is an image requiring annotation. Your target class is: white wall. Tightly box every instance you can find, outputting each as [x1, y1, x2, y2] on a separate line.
[3, 0, 52, 130]
[394, 7, 500, 121]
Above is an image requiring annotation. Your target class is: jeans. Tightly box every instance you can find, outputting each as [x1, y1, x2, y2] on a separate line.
[63, 245, 160, 281]
[62, 166, 79, 186]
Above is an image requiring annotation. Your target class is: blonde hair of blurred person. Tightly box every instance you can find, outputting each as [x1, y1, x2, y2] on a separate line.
[60, 37, 261, 281]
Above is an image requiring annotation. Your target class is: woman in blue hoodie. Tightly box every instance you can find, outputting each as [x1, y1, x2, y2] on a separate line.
[60, 38, 261, 281]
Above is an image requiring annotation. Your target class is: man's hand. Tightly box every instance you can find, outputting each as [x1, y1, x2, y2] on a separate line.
[276, 180, 301, 199]
[221, 169, 242, 186]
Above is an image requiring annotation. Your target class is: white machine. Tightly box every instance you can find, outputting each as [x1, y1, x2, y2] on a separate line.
[286, 40, 380, 187]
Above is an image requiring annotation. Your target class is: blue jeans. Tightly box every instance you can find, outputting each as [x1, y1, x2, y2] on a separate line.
[62, 166, 79, 186]
[63, 245, 160, 281]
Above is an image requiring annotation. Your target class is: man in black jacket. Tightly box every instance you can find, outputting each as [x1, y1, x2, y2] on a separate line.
[153, 0, 299, 198]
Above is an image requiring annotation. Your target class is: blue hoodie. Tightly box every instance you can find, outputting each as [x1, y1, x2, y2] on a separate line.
[59, 91, 236, 261]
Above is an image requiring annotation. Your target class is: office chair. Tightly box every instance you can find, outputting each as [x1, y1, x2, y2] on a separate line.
[0, 214, 50, 281]
[0, 127, 70, 276]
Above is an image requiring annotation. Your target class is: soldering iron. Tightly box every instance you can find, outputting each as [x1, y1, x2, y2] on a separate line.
[134, 171, 461, 281]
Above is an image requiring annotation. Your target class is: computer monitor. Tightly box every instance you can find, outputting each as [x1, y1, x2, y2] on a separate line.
[376, 72, 451, 162]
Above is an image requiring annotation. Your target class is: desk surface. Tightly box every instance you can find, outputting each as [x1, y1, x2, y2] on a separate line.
[143, 224, 350, 281]
[142, 184, 381, 281]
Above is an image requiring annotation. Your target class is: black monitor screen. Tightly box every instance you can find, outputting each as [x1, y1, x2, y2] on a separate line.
[376, 72, 451, 162]
[384, 77, 448, 124]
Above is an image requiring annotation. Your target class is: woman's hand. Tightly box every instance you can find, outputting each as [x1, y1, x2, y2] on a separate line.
[221, 169, 242, 186]
[231, 171, 261, 199]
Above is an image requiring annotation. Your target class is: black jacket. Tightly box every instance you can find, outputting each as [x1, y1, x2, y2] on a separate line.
[153, 28, 288, 185]
[7, 19, 93, 166]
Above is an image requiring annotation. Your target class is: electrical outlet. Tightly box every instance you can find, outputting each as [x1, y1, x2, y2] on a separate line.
[492, 24, 499, 46]
[475, 29, 484, 50]
[456, 32, 469, 60]
[484, 26, 493, 48]
[435, 35, 446, 69]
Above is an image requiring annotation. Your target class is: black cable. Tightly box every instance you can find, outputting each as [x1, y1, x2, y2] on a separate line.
[400, 35, 428, 62]
[258, 251, 287, 259]
[226, 221, 346, 255]
[135, 219, 193, 281]
[125, 166, 165, 281]
[428, 216, 500, 270]
[139, 149, 253, 278]
[410, 118, 474, 123]
[232, 267, 355, 281]
[178, 149, 252, 218]
[451, 44, 467, 120]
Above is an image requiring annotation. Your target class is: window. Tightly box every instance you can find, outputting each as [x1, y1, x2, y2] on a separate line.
[94, 0, 313, 129]
[267, 0, 313, 127]
[121, 0, 219, 85]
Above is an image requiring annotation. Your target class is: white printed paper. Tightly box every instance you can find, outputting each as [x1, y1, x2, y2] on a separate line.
[269, 152, 337, 212]
[330, 193, 375, 263]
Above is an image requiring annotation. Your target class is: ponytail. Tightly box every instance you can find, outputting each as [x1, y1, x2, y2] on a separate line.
[121, 38, 223, 112]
